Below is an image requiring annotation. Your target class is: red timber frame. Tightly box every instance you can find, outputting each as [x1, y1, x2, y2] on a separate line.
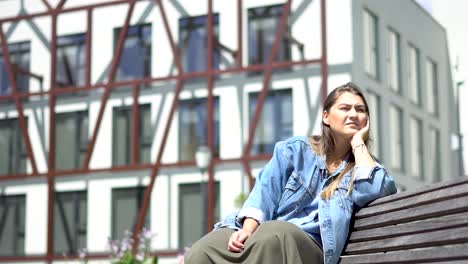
[0, 0, 328, 262]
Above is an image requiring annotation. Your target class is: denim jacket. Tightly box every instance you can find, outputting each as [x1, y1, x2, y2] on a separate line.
[214, 136, 397, 264]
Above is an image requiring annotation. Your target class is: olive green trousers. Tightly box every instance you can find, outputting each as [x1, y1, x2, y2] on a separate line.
[185, 221, 323, 264]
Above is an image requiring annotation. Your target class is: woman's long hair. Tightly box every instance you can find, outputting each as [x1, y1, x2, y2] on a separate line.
[310, 82, 371, 200]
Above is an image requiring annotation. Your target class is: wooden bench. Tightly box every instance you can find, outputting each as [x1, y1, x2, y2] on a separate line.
[340, 176, 468, 263]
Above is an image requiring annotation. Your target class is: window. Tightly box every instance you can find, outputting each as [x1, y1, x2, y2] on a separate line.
[179, 182, 220, 248]
[426, 59, 438, 115]
[409, 117, 422, 179]
[248, 4, 291, 67]
[179, 14, 220, 73]
[0, 118, 27, 175]
[366, 91, 381, 157]
[113, 104, 152, 166]
[389, 105, 403, 171]
[428, 128, 440, 182]
[114, 24, 152, 81]
[53, 191, 87, 254]
[387, 29, 400, 92]
[179, 98, 220, 161]
[55, 111, 88, 171]
[56, 33, 86, 87]
[408, 45, 420, 105]
[111, 186, 150, 239]
[0, 42, 30, 95]
[363, 9, 378, 78]
[249, 89, 292, 155]
[0, 194, 25, 256]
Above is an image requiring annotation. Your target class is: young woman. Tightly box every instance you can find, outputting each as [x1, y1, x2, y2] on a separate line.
[185, 82, 397, 264]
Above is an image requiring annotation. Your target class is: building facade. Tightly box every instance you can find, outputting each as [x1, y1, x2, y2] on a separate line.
[0, 0, 462, 262]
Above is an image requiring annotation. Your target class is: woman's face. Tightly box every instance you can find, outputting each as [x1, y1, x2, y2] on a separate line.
[322, 92, 368, 140]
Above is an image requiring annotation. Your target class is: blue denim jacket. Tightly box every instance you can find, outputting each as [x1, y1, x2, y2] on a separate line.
[214, 136, 397, 264]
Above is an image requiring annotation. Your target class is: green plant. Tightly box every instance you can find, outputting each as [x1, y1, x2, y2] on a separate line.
[108, 228, 158, 264]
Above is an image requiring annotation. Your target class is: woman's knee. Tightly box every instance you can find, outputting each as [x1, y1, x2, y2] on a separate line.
[184, 228, 234, 263]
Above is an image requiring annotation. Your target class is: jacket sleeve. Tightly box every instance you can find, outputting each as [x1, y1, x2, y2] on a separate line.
[236, 140, 294, 224]
[351, 164, 397, 208]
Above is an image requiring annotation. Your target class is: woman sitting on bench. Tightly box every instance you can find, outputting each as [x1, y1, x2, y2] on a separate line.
[185, 82, 397, 264]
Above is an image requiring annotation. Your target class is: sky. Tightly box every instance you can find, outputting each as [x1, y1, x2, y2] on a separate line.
[416, 0, 468, 173]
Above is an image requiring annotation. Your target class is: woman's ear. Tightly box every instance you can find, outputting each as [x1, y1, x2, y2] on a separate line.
[322, 111, 330, 126]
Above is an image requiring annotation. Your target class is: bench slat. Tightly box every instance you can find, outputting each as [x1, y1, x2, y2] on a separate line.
[353, 196, 468, 230]
[340, 243, 468, 264]
[366, 176, 468, 207]
[349, 212, 468, 242]
[344, 226, 468, 255]
[355, 181, 468, 218]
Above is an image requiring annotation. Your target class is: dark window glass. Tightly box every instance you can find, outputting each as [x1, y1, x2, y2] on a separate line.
[179, 182, 220, 248]
[0, 118, 27, 175]
[0, 195, 26, 256]
[55, 111, 88, 170]
[249, 89, 292, 154]
[114, 24, 152, 81]
[179, 98, 220, 161]
[179, 14, 220, 73]
[248, 5, 290, 66]
[53, 191, 87, 254]
[0, 42, 30, 95]
[111, 186, 150, 239]
[113, 104, 152, 166]
[56, 33, 86, 87]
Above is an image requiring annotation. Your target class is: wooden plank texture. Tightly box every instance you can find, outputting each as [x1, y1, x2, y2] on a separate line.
[353, 196, 468, 230]
[349, 212, 468, 242]
[355, 181, 468, 218]
[366, 177, 468, 207]
[345, 226, 468, 255]
[341, 243, 468, 264]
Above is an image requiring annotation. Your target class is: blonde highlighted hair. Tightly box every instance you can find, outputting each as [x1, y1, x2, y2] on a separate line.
[310, 82, 371, 200]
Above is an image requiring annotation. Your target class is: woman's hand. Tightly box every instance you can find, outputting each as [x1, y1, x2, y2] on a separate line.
[351, 116, 369, 148]
[228, 218, 258, 252]
[227, 229, 252, 252]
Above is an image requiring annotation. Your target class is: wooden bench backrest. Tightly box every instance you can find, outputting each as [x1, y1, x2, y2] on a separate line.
[341, 177, 468, 263]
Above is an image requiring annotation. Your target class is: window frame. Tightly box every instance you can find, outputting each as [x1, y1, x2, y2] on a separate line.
[408, 44, 421, 105]
[178, 97, 220, 162]
[55, 110, 89, 171]
[178, 13, 220, 74]
[388, 105, 404, 171]
[0, 41, 31, 95]
[0, 194, 26, 256]
[387, 28, 401, 93]
[55, 33, 87, 88]
[247, 4, 292, 67]
[178, 181, 220, 248]
[0, 118, 28, 175]
[113, 24, 152, 82]
[366, 91, 381, 158]
[426, 58, 438, 116]
[112, 104, 152, 166]
[363, 9, 379, 79]
[111, 186, 150, 240]
[428, 127, 441, 182]
[248, 88, 293, 155]
[409, 117, 423, 179]
[53, 190, 87, 254]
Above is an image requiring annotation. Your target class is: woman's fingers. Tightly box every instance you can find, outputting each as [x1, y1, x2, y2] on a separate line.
[227, 230, 249, 252]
